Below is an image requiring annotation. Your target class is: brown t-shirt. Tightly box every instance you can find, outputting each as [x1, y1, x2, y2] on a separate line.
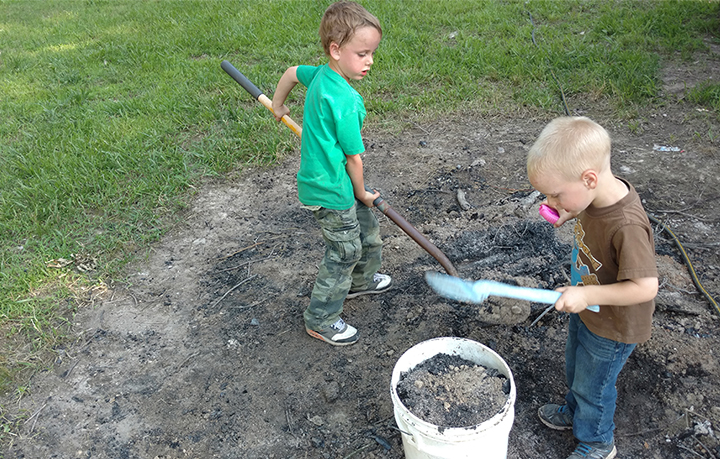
[572, 178, 658, 344]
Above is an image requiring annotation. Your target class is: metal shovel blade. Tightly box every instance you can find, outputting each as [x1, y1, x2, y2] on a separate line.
[424, 272, 487, 303]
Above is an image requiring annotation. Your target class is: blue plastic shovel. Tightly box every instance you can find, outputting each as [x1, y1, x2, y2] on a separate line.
[424, 272, 600, 312]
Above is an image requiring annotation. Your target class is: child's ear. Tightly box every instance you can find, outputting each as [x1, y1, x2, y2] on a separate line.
[329, 42, 341, 60]
[581, 169, 598, 189]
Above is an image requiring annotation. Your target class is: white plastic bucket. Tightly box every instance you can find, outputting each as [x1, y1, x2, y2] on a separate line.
[390, 337, 516, 459]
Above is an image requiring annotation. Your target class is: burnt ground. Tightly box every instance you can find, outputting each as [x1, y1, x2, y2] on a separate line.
[3, 45, 720, 459]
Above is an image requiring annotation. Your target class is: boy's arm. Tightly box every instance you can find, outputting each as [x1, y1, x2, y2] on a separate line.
[271, 66, 299, 122]
[554, 277, 659, 313]
[346, 154, 380, 207]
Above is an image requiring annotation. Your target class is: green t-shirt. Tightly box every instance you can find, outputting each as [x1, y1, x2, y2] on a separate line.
[296, 64, 366, 209]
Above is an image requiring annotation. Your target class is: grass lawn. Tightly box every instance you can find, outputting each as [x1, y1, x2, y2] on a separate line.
[0, 0, 718, 393]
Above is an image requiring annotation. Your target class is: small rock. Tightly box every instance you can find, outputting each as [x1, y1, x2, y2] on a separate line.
[308, 414, 324, 426]
[310, 437, 324, 448]
[322, 381, 340, 403]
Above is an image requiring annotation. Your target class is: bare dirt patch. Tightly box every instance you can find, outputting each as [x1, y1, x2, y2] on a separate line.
[3, 55, 720, 459]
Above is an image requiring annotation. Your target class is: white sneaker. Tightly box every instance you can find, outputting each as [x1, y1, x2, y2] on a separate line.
[346, 273, 393, 299]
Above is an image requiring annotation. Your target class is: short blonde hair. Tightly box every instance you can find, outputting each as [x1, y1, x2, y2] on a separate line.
[319, 1, 382, 56]
[527, 116, 611, 181]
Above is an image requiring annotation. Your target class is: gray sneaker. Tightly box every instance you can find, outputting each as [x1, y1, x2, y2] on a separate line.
[538, 403, 573, 431]
[346, 273, 392, 299]
[567, 442, 617, 459]
[306, 318, 358, 346]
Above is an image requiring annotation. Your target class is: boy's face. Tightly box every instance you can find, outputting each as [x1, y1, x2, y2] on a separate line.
[329, 26, 381, 81]
[530, 171, 595, 215]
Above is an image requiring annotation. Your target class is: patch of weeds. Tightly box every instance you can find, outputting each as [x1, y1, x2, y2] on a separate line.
[0, 365, 13, 396]
[13, 385, 30, 403]
[687, 80, 720, 112]
[0, 407, 26, 450]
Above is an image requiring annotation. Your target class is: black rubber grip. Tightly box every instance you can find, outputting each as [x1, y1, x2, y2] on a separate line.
[221, 60, 263, 100]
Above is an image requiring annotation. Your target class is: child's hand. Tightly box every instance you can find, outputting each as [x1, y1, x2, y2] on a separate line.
[553, 208, 577, 227]
[540, 201, 577, 227]
[360, 189, 380, 208]
[554, 286, 593, 313]
[272, 104, 290, 122]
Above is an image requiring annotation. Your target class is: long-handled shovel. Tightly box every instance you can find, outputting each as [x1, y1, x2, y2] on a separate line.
[221, 60, 458, 277]
[425, 271, 600, 312]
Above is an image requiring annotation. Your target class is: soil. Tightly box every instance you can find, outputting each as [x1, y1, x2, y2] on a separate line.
[3, 45, 720, 459]
[396, 353, 509, 428]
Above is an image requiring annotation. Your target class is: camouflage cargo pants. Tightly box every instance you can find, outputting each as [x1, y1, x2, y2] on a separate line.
[304, 201, 383, 331]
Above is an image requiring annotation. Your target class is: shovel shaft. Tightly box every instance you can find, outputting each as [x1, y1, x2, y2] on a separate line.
[221, 60, 302, 137]
[384, 207, 459, 277]
[481, 281, 561, 304]
[366, 187, 458, 277]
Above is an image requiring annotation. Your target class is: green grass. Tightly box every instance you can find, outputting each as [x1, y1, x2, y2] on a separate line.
[0, 0, 718, 390]
[688, 80, 720, 111]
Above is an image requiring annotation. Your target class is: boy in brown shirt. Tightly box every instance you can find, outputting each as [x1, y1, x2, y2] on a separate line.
[527, 117, 659, 459]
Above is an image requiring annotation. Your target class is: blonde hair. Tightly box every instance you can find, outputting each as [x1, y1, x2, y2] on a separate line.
[319, 2, 382, 56]
[527, 116, 611, 181]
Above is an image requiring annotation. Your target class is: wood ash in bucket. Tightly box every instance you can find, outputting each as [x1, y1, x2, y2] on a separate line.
[396, 353, 510, 428]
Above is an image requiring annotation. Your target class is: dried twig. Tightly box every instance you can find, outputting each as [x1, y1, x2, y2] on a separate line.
[260, 227, 302, 236]
[61, 359, 81, 379]
[102, 295, 135, 305]
[415, 188, 452, 195]
[177, 352, 199, 371]
[678, 444, 707, 458]
[560, 267, 571, 284]
[342, 443, 373, 459]
[694, 435, 717, 459]
[620, 412, 686, 437]
[219, 236, 285, 260]
[411, 121, 430, 134]
[210, 275, 258, 308]
[681, 242, 720, 249]
[286, 408, 294, 437]
[229, 298, 266, 311]
[530, 304, 556, 327]
[216, 256, 274, 274]
[24, 403, 47, 433]
[128, 292, 138, 307]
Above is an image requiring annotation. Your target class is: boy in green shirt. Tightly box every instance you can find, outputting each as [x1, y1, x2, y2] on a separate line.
[272, 2, 391, 346]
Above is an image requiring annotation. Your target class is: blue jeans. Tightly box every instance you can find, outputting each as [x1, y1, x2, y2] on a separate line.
[563, 313, 636, 445]
[303, 201, 382, 330]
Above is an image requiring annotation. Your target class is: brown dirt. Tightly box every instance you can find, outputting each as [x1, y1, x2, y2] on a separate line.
[3, 50, 720, 459]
